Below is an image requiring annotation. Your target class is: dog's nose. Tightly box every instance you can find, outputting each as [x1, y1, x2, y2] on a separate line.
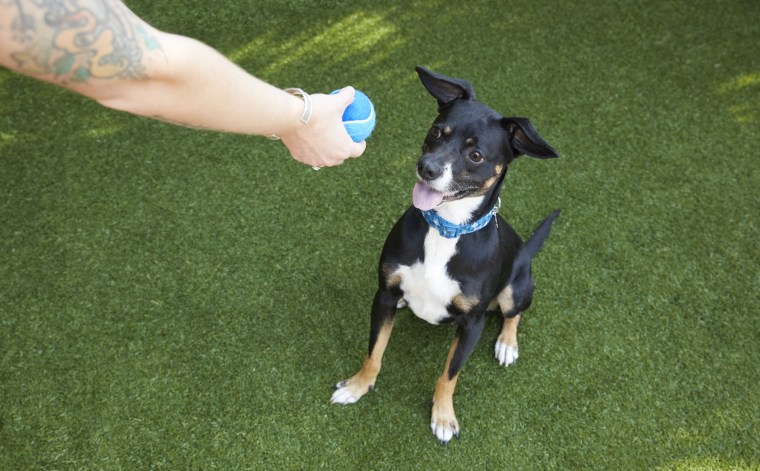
[417, 158, 443, 181]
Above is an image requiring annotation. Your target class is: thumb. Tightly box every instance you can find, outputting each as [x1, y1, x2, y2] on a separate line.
[335, 86, 357, 109]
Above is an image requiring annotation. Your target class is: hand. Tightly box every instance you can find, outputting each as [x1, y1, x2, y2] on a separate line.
[280, 86, 367, 167]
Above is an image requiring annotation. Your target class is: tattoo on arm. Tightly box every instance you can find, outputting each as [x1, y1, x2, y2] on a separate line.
[6, 0, 161, 83]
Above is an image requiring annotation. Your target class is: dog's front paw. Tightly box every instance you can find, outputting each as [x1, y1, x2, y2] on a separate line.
[495, 339, 519, 367]
[430, 401, 460, 444]
[330, 378, 373, 405]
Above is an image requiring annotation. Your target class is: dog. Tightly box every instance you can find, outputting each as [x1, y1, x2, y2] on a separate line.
[331, 66, 560, 444]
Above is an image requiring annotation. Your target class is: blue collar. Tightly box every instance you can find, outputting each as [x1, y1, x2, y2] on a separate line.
[421, 201, 500, 239]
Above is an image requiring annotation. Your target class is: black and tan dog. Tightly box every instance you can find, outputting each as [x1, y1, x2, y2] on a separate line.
[331, 66, 560, 443]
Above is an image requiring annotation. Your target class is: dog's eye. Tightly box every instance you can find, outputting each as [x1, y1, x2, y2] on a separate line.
[469, 150, 484, 163]
[429, 127, 442, 139]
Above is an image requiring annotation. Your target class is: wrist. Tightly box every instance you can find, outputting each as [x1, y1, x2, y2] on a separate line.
[269, 88, 312, 140]
[283, 88, 312, 124]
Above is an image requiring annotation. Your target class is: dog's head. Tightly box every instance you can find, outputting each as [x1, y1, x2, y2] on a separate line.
[412, 66, 559, 212]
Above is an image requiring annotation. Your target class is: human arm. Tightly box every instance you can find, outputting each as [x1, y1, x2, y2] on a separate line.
[0, 0, 365, 167]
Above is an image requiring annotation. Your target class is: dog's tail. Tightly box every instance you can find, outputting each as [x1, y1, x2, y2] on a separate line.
[522, 209, 561, 259]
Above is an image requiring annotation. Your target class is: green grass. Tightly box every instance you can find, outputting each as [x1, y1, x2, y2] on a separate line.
[2, 0, 759, 468]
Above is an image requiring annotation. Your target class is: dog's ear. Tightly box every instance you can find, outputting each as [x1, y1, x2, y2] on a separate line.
[502, 117, 559, 159]
[416, 66, 475, 107]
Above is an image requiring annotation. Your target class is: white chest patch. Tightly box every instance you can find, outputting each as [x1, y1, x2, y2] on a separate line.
[393, 228, 461, 325]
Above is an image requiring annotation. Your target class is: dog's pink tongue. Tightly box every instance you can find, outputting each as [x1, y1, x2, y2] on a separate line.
[412, 182, 444, 210]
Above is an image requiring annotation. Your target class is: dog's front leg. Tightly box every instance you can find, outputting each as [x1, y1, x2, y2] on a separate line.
[331, 288, 398, 404]
[431, 315, 486, 444]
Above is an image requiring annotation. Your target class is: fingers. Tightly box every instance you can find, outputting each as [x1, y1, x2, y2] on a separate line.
[333, 86, 366, 160]
[281, 86, 368, 166]
[349, 139, 367, 158]
[316, 87, 367, 163]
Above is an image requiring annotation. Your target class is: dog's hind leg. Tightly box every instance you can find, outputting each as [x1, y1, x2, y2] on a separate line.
[494, 283, 530, 367]
[494, 209, 559, 366]
[495, 313, 521, 367]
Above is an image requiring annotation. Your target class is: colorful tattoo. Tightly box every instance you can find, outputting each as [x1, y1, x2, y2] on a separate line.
[7, 0, 161, 82]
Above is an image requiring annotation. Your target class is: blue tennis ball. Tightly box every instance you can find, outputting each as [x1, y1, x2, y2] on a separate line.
[331, 89, 376, 142]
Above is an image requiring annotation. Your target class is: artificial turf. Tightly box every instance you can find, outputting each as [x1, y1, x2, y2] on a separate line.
[1, 0, 759, 468]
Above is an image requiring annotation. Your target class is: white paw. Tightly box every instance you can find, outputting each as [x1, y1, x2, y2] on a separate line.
[431, 421, 459, 444]
[330, 381, 365, 405]
[396, 298, 408, 309]
[430, 401, 460, 444]
[495, 341, 519, 367]
[430, 416, 460, 444]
